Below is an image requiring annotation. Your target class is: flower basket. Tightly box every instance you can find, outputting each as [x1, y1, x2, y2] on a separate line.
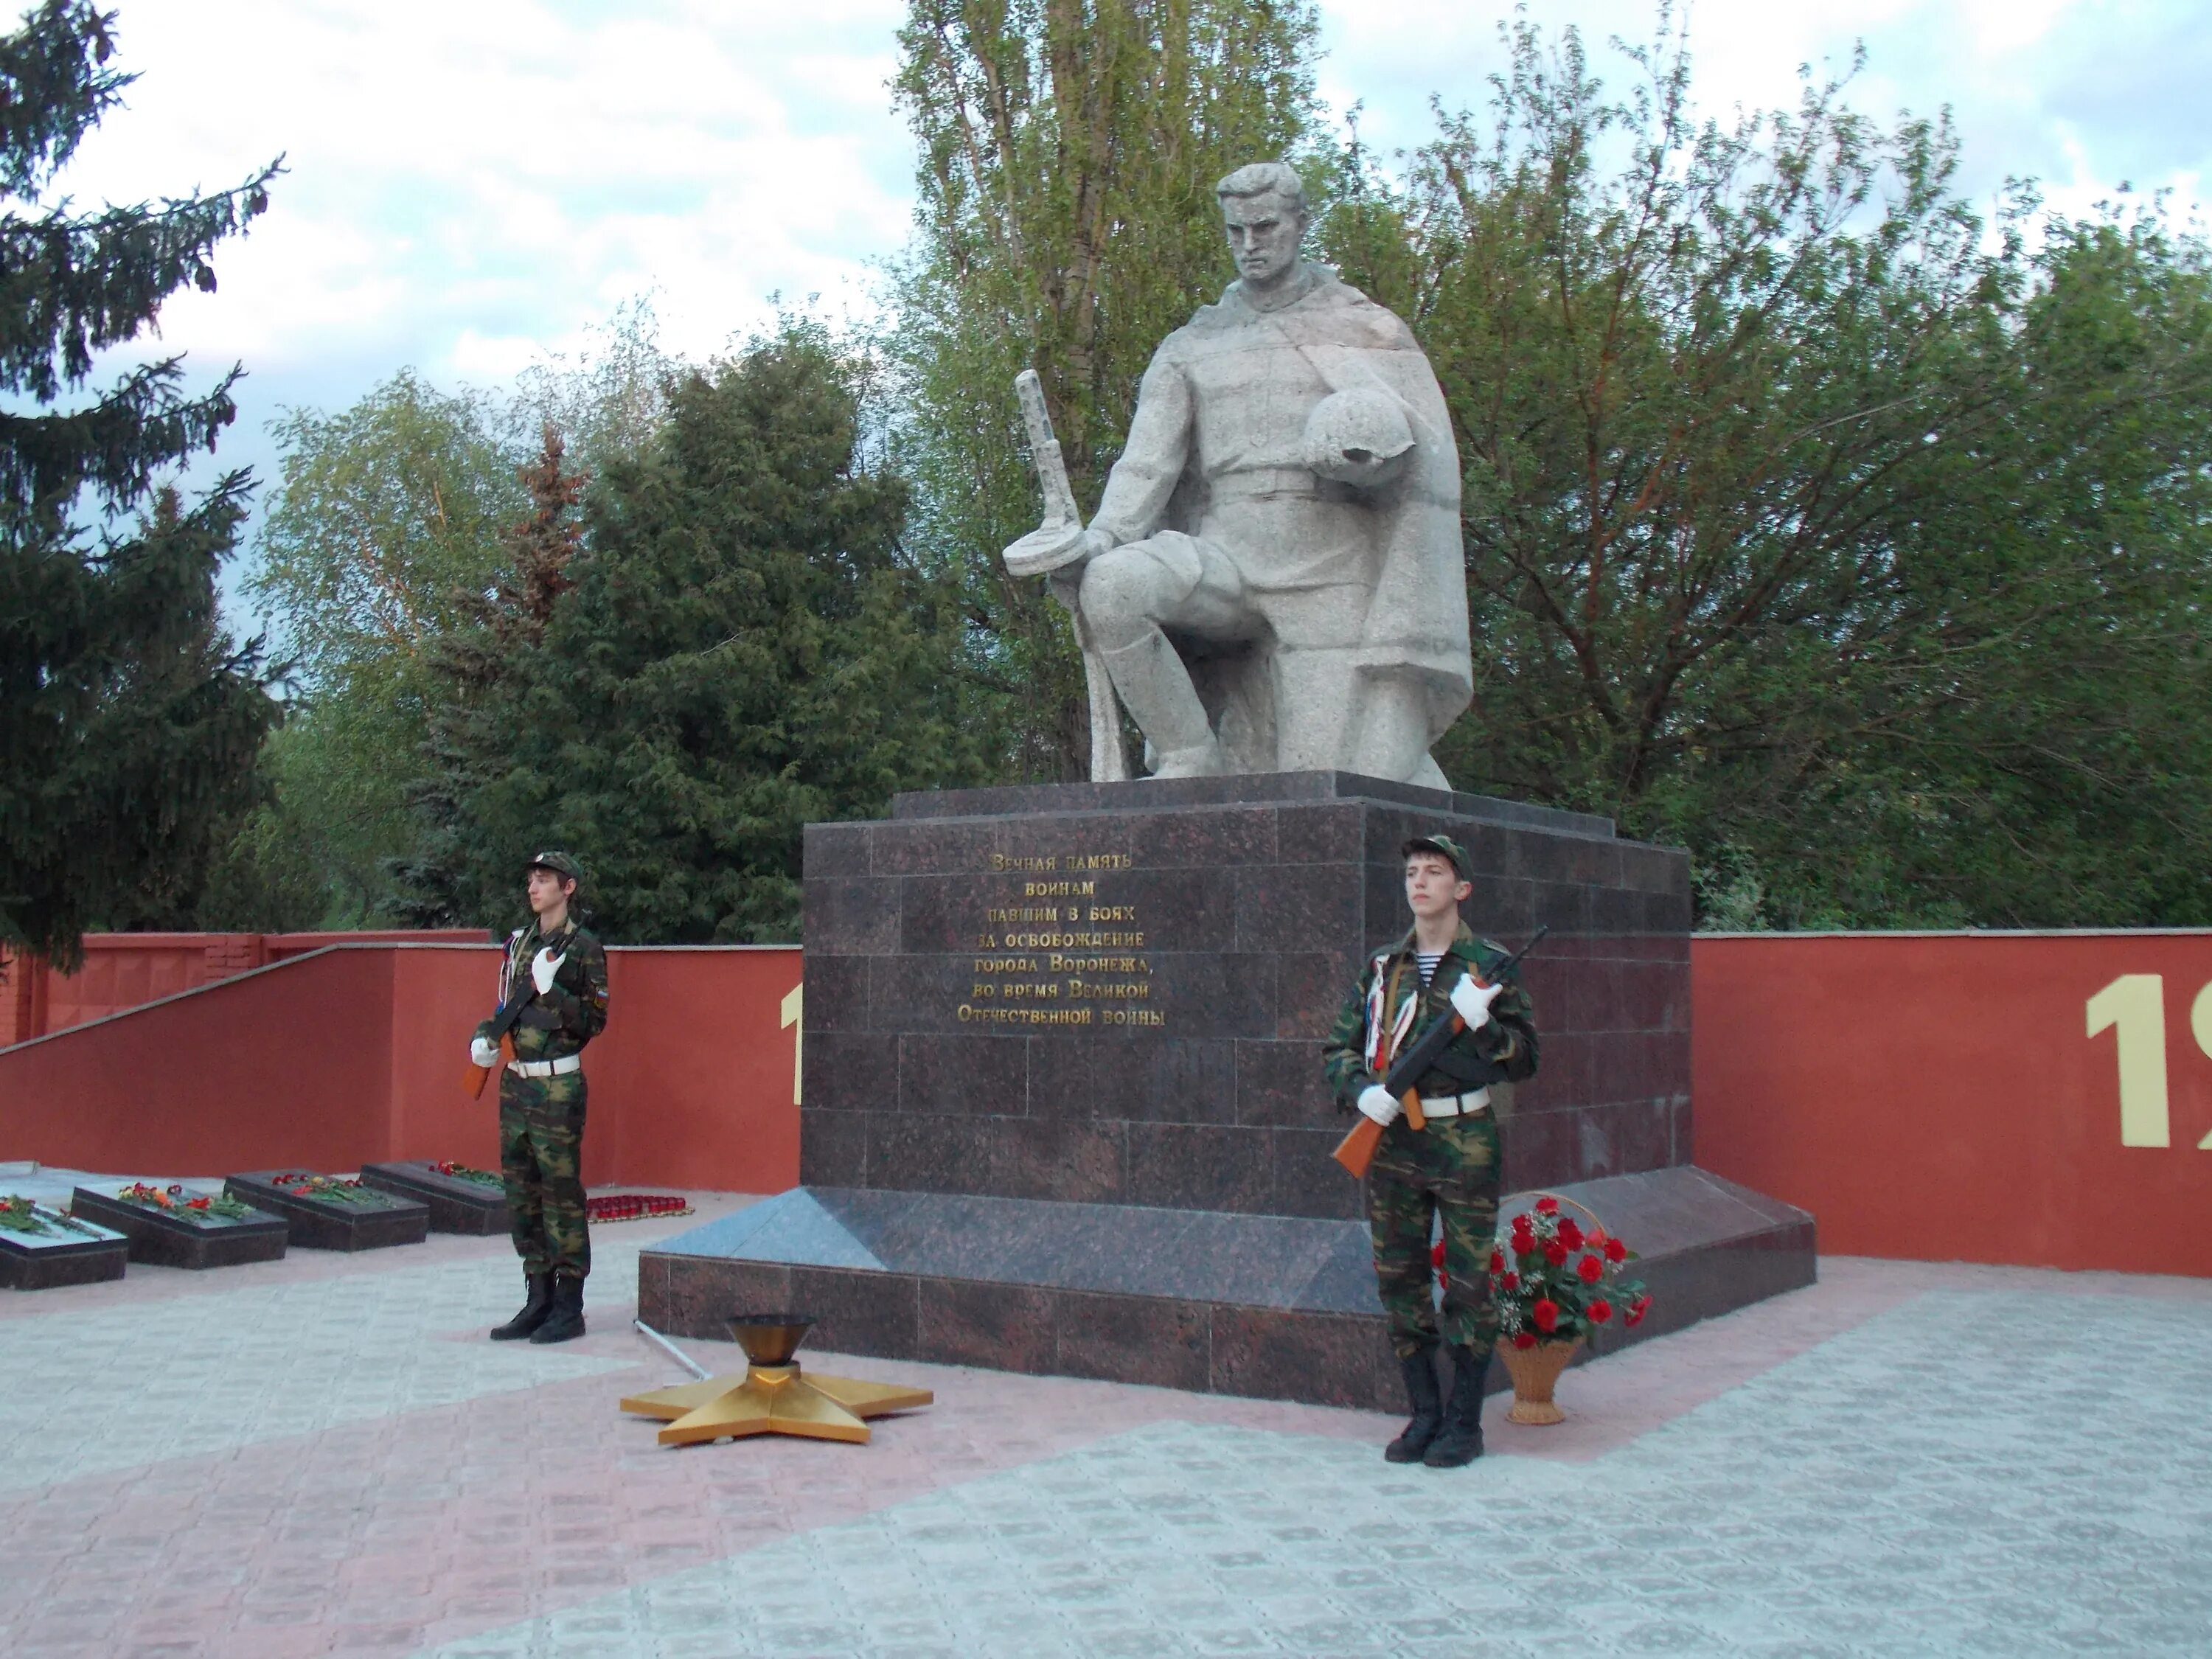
[1498, 1338, 1579, 1425]
[1485, 1192, 1653, 1426]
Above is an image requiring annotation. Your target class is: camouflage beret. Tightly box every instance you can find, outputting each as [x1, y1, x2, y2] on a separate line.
[526, 850, 583, 883]
[1399, 834, 1472, 882]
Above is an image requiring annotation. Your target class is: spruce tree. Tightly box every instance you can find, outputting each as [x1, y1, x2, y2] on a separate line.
[0, 3, 283, 966]
[389, 425, 585, 927]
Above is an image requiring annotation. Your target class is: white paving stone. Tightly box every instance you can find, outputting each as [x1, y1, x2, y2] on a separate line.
[417, 1287, 2212, 1658]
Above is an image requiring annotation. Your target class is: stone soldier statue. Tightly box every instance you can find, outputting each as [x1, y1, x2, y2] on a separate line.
[1004, 160, 1472, 787]
[470, 851, 610, 1343]
[1321, 834, 1539, 1466]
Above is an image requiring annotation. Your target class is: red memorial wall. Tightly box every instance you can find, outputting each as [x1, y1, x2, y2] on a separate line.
[1693, 931, 2212, 1278]
[0, 941, 804, 1194]
[6, 928, 2211, 1276]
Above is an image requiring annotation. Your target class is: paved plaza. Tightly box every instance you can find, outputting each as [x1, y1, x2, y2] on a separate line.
[1, 1189, 2207, 1658]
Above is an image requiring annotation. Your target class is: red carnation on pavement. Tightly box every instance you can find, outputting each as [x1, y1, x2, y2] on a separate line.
[1534, 1197, 1559, 1215]
[1533, 1298, 1559, 1332]
[1556, 1218, 1583, 1251]
[1604, 1237, 1628, 1263]
[1577, 1253, 1604, 1284]
[1487, 1248, 1505, 1273]
[1513, 1331, 1538, 1349]
[1590, 1298, 1613, 1322]
[1543, 1240, 1569, 1266]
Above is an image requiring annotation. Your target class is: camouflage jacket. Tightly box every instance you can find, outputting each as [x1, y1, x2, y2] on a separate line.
[475, 916, 610, 1063]
[1321, 921, 1538, 1110]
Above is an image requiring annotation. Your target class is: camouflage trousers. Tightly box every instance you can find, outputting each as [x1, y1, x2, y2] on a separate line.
[1365, 1110, 1502, 1360]
[498, 1071, 590, 1280]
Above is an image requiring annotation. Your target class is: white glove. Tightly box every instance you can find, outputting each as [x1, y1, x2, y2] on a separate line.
[531, 948, 566, 995]
[1450, 976, 1505, 1029]
[470, 1036, 500, 1068]
[1357, 1085, 1402, 1126]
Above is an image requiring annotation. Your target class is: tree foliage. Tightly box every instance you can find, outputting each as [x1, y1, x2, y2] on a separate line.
[0, 2, 282, 965]
[1318, 13, 2212, 925]
[245, 372, 519, 919]
[886, 0, 1320, 779]
[411, 324, 987, 942]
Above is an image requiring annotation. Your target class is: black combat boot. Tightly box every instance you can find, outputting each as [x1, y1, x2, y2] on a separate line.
[1422, 1342, 1489, 1467]
[1384, 1342, 1444, 1463]
[490, 1272, 554, 1341]
[529, 1272, 586, 1344]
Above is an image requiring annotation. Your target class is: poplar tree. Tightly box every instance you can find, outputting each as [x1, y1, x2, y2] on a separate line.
[0, 3, 283, 966]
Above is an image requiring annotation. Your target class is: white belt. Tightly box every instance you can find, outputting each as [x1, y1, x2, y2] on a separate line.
[507, 1054, 582, 1079]
[1419, 1088, 1491, 1119]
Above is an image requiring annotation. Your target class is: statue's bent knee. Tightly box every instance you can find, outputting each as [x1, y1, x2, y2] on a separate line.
[1079, 542, 1191, 650]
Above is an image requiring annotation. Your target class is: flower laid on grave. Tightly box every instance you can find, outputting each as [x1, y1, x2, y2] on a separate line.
[0, 1194, 97, 1237]
[428, 1160, 504, 1187]
[115, 1182, 254, 1222]
[1474, 1194, 1652, 1425]
[583, 1192, 693, 1224]
[268, 1172, 385, 1205]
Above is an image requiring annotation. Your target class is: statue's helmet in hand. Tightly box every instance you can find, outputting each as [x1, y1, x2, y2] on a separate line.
[1302, 388, 1414, 488]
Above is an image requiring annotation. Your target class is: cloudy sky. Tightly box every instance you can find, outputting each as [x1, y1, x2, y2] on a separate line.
[41, 0, 2212, 622]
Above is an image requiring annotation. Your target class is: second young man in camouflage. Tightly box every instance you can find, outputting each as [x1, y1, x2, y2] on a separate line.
[470, 851, 610, 1345]
[1322, 834, 1539, 1466]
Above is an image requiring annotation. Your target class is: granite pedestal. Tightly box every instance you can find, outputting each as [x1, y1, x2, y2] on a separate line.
[359, 1161, 511, 1235]
[226, 1172, 429, 1252]
[639, 772, 1814, 1409]
[70, 1187, 288, 1269]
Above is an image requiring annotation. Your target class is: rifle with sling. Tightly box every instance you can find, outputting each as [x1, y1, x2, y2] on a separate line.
[1332, 925, 1549, 1179]
[462, 944, 535, 1099]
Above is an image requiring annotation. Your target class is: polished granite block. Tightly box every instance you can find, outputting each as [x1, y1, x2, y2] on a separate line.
[225, 1172, 430, 1252]
[803, 771, 1695, 1206]
[69, 1187, 288, 1269]
[359, 1161, 511, 1236]
[636, 1166, 1815, 1411]
[0, 1206, 128, 1289]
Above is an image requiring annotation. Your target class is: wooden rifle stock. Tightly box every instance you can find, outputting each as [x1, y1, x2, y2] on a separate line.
[1330, 1015, 1461, 1177]
[464, 1032, 515, 1099]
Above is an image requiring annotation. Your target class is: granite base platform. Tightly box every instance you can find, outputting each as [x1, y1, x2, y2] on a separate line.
[70, 1187, 288, 1269]
[359, 1161, 510, 1235]
[0, 1207, 128, 1290]
[637, 1166, 1814, 1411]
[225, 1172, 429, 1251]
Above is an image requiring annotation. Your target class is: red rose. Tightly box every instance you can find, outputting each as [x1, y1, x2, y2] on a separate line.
[1487, 1248, 1505, 1273]
[187, 1197, 209, 1211]
[1532, 1298, 1559, 1332]
[1577, 1253, 1604, 1284]
[1589, 1299, 1613, 1322]
[1627, 1295, 1652, 1328]
[1604, 1237, 1628, 1262]
[1557, 1218, 1583, 1251]
[1543, 1240, 1569, 1266]
[1534, 1197, 1559, 1215]
[1501, 1270, 1520, 1290]
[1512, 1331, 1538, 1349]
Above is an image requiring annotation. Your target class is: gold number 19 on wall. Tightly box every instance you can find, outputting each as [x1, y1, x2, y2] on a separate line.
[2085, 975, 2212, 1149]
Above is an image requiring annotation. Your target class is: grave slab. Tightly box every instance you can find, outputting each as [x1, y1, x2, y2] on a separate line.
[0, 1200, 128, 1290]
[359, 1161, 511, 1236]
[225, 1172, 429, 1251]
[70, 1186, 288, 1269]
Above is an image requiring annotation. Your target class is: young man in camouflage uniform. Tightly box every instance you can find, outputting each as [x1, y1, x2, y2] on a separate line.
[1322, 834, 1539, 1466]
[470, 851, 610, 1345]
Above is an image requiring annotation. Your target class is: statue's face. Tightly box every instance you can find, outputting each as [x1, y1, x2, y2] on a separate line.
[1222, 191, 1304, 288]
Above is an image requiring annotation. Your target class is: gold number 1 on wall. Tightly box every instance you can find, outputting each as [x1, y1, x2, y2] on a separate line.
[2084, 974, 2212, 1149]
